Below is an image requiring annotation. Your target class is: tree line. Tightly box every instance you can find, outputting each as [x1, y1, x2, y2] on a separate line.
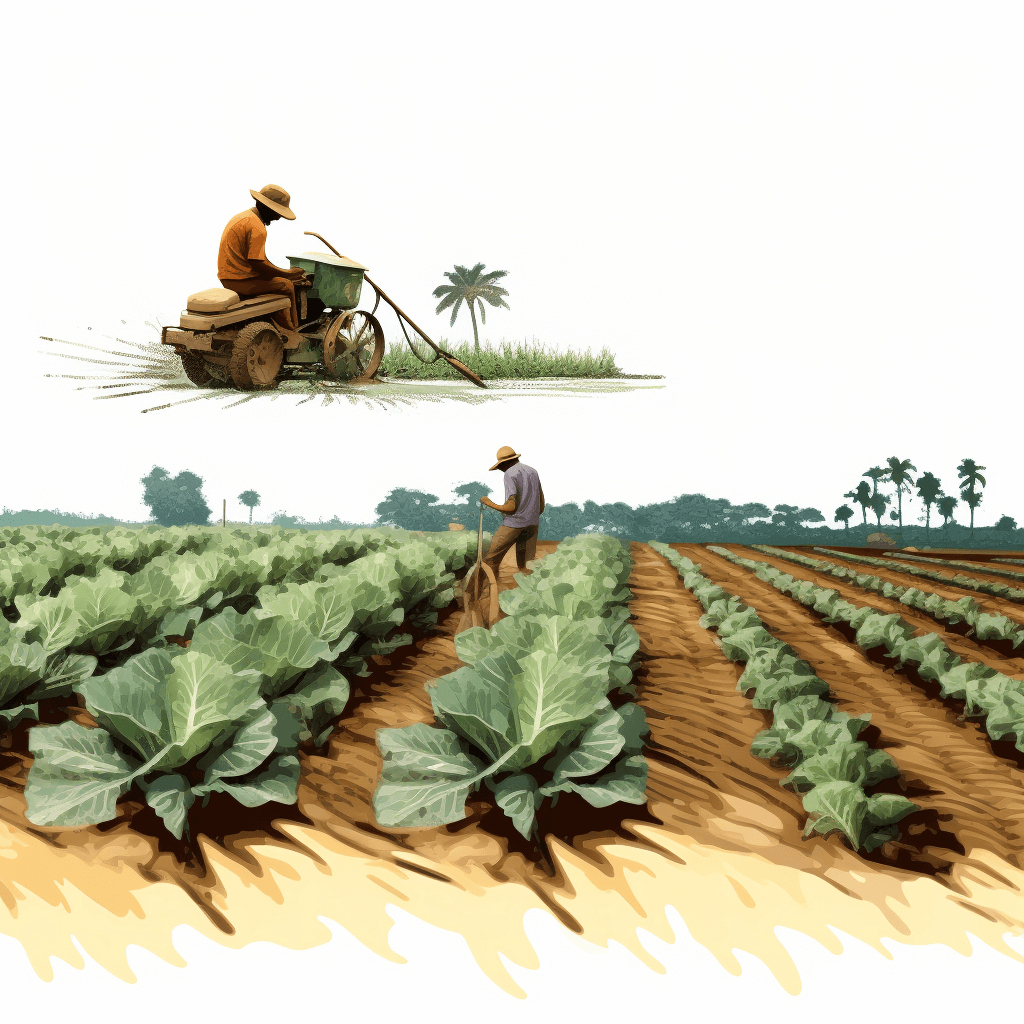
[832, 457, 1008, 544]
[2, 460, 1020, 549]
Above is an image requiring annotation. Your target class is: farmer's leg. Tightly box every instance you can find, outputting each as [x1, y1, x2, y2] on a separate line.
[514, 525, 539, 569]
[220, 276, 297, 330]
[483, 525, 522, 575]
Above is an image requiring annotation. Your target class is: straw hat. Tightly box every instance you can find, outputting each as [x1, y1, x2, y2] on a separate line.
[489, 445, 521, 471]
[249, 184, 296, 220]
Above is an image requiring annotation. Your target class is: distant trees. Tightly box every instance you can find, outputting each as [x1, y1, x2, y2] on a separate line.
[771, 505, 825, 530]
[995, 515, 1018, 531]
[141, 467, 211, 527]
[835, 505, 853, 532]
[375, 488, 450, 532]
[841, 457, 1006, 543]
[238, 489, 261, 525]
[958, 459, 987, 539]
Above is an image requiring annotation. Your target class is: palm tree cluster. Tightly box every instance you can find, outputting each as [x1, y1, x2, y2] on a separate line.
[839, 457, 989, 542]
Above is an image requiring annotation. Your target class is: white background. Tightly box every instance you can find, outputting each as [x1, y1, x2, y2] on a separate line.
[3, 0, 1024, 1015]
[4, 1, 1022, 527]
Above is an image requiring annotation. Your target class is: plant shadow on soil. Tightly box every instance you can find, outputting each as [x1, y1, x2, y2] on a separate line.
[0, 590, 670, 917]
[769, 610, 1024, 872]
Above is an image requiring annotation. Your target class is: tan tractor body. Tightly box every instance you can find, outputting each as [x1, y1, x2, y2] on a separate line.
[161, 252, 385, 390]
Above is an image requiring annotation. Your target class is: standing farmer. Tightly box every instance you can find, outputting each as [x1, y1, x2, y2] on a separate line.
[480, 446, 545, 575]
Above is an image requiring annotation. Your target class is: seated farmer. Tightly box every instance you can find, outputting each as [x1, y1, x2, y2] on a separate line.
[218, 184, 308, 331]
[480, 446, 545, 574]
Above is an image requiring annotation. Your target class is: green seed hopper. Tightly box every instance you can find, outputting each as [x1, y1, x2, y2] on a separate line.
[287, 251, 366, 310]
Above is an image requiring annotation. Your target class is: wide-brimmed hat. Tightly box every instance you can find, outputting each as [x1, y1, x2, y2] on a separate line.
[489, 446, 521, 471]
[250, 184, 296, 220]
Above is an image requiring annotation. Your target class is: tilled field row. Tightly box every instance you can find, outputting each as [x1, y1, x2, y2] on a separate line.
[681, 543, 1024, 864]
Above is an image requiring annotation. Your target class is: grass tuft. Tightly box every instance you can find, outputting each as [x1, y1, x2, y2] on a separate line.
[380, 337, 625, 380]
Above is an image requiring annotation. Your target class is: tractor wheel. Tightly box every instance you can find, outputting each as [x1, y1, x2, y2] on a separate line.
[322, 310, 385, 381]
[180, 352, 228, 388]
[228, 321, 284, 390]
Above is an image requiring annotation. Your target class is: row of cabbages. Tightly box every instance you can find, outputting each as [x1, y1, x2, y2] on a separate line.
[755, 545, 1024, 648]
[653, 542, 918, 853]
[0, 530, 482, 839]
[374, 534, 650, 841]
[719, 546, 1024, 757]
[815, 546, 1024, 604]
[0, 527, 481, 726]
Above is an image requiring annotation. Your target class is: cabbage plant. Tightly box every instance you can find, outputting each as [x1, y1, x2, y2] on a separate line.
[25, 647, 304, 838]
[0, 625, 96, 729]
[374, 615, 648, 839]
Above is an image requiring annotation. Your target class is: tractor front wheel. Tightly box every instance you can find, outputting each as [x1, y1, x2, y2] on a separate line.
[229, 321, 284, 390]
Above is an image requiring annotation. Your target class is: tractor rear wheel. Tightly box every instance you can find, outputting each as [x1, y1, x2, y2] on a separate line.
[228, 321, 284, 390]
[180, 352, 228, 388]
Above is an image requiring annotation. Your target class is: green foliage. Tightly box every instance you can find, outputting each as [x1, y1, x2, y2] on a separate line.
[20, 528, 483, 838]
[755, 545, 1024, 651]
[723, 546, 1024, 759]
[141, 466, 212, 527]
[373, 535, 648, 839]
[380, 338, 623, 380]
[432, 263, 510, 351]
[817, 547, 1024, 605]
[652, 542, 917, 853]
[238, 490, 261, 525]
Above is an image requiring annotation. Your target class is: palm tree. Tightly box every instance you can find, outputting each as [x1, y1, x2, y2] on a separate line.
[957, 458, 987, 539]
[863, 466, 888, 504]
[884, 456, 917, 543]
[914, 471, 942, 540]
[936, 494, 959, 538]
[870, 492, 891, 527]
[432, 263, 510, 352]
[238, 489, 261, 525]
[844, 482, 872, 528]
[834, 505, 854, 532]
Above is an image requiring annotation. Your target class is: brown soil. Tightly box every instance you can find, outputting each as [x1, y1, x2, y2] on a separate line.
[756, 546, 1024, 675]
[1, 542, 1023, 995]
[693, 544, 1024, 863]
[822, 547, 1024, 596]
[781, 546, 1024, 634]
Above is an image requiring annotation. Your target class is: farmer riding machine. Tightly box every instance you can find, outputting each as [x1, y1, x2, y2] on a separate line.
[161, 232, 486, 390]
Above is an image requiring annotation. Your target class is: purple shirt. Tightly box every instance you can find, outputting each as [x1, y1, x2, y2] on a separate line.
[502, 462, 542, 527]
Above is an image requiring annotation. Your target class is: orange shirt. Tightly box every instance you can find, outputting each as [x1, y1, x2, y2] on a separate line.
[218, 208, 268, 280]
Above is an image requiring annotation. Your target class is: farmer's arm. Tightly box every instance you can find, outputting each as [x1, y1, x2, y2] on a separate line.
[250, 258, 307, 281]
[482, 495, 517, 513]
[539, 485, 545, 514]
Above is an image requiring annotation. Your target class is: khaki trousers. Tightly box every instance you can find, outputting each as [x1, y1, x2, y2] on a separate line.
[221, 275, 298, 331]
[483, 524, 539, 574]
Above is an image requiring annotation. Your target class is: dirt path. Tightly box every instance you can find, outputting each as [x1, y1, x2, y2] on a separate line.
[691, 544, 1024, 864]
[626, 543, 811, 850]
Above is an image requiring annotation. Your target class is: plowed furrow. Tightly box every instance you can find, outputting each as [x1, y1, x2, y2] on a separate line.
[752, 546, 1024, 676]
[627, 543, 811, 851]
[690, 544, 1024, 864]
